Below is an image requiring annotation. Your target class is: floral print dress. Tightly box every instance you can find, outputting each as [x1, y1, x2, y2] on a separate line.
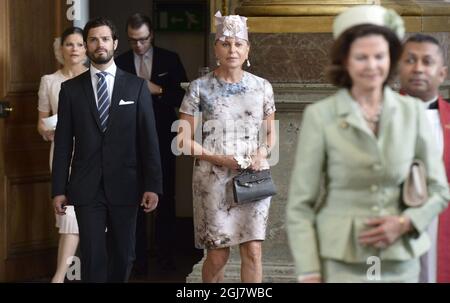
[180, 71, 276, 249]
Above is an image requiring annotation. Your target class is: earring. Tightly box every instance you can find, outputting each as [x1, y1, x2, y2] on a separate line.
[216, 59, 220, 66]
[246, 59, 251, 67]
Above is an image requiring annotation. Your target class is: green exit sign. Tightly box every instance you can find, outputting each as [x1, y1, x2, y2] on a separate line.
[155, 2, 205, 32]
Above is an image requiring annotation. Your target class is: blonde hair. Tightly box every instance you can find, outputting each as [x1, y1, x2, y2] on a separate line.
[53, 37, 64, 65]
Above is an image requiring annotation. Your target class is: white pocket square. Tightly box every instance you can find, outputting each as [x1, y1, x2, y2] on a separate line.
[119, 99, 135, 105]
[158, 72, 168, 77]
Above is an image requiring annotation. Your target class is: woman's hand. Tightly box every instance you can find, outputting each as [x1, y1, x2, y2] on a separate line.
[37, 121, 55, 141]
[37, 112, 55, 141]
[41, 129, 55, 141]
[358, 215, 412, 249]
[53, 195, 68, 215]
[250, 147, 269, 171]
[217, 155, 240, 170]
[250, 153, 266, 171]
[297, 274, 322, 283]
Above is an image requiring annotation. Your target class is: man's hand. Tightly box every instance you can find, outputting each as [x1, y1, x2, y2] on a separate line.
[146, 81, 162, 95]
[53, 195, 68, 215]
[141, 192, 159, 213]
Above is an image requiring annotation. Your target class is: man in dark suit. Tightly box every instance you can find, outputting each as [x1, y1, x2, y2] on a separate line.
[116, 13, 188, 272]
[52, 17, 162, 283]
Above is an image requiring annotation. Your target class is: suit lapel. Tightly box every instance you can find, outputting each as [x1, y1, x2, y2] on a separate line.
[150, 47, 159, 83]
[127, 50, 137, 75]
[81, 71, 102, 131]
[335, 87, 402, 160]
[106, 68, 126, 131]
[335, 89, 374, 138]
[336, 87, 398, 143]
[377, 86, 397, 143]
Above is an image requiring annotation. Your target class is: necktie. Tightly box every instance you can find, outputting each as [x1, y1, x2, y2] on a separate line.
[139, 55, 150, 80]
[96, 71, 110, 132]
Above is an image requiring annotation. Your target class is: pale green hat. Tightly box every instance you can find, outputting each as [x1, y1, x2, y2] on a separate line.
[333, 5, 405, 40]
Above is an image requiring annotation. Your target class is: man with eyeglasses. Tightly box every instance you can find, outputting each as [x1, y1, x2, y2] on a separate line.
[116, 13, 188, 275]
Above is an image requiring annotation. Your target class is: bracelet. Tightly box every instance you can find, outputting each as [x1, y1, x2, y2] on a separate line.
[398, 215, 411, 233]
[159, 87, 163, 94]
[234, 155, 252, 170]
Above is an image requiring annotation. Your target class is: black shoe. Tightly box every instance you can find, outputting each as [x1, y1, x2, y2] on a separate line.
[131, 265, 149, 278]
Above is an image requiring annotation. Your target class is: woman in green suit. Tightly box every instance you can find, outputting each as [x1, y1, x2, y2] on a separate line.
[286, 5, 450, 283]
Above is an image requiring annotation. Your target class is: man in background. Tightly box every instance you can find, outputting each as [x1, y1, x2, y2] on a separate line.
[116, 13, 188, 273]
[399, 33, 450, 283]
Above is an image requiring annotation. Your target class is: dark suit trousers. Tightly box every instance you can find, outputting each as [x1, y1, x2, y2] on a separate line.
[135, 144, 176, 269]
[154, 148, 176, 257]
[75, 185, 138, 282]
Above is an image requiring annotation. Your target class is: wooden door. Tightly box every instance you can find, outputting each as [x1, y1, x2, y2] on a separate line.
[0, 0, 71, 281]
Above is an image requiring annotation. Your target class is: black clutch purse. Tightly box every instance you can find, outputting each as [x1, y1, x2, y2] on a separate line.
[232, 169, 277, 204]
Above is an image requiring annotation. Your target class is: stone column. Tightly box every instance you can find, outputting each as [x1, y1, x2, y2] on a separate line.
[187, 0, 450, 283]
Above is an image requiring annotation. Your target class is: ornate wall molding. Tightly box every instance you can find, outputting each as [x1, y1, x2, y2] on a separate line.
[271, 80, 450, 111]
[220, 0, 450, 32]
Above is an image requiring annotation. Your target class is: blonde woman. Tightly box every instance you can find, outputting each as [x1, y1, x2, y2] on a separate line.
[178, 12, 276, 282]
[37, 27, 87, 283]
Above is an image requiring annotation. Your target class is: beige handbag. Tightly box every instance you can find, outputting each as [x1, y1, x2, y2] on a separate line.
[402, 159, 428, 207]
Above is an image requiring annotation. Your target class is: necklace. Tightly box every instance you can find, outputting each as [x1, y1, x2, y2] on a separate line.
[358, 101, 383, 124]
[214, 72, 247, 97]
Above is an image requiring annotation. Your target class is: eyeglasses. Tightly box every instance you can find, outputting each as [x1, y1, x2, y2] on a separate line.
[128, 34, 151, 45]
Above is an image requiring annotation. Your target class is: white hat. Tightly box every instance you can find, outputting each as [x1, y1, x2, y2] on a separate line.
[333, 5, 405, 40]
[214, 11, 248, 42]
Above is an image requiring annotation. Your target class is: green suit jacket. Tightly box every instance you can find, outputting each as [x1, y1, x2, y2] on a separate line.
[286, 87, 450, 275]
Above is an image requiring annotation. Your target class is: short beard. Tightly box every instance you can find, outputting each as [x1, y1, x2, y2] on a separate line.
[88, 50, 114, 65]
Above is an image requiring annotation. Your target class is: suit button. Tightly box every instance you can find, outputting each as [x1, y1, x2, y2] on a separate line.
[372, 164, 382, 171]
[370, 185, 378, 192]
[371, 206, 380, 212]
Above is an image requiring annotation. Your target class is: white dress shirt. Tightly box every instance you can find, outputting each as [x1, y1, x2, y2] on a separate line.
[423, 96, 443, 156]
[420, 96, 443, 283]
[133, 47, 153, 80]
[90, 63, 117, 106]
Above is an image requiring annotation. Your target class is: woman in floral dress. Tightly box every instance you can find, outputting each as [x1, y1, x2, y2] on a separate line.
[178, 11, 276, 282]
